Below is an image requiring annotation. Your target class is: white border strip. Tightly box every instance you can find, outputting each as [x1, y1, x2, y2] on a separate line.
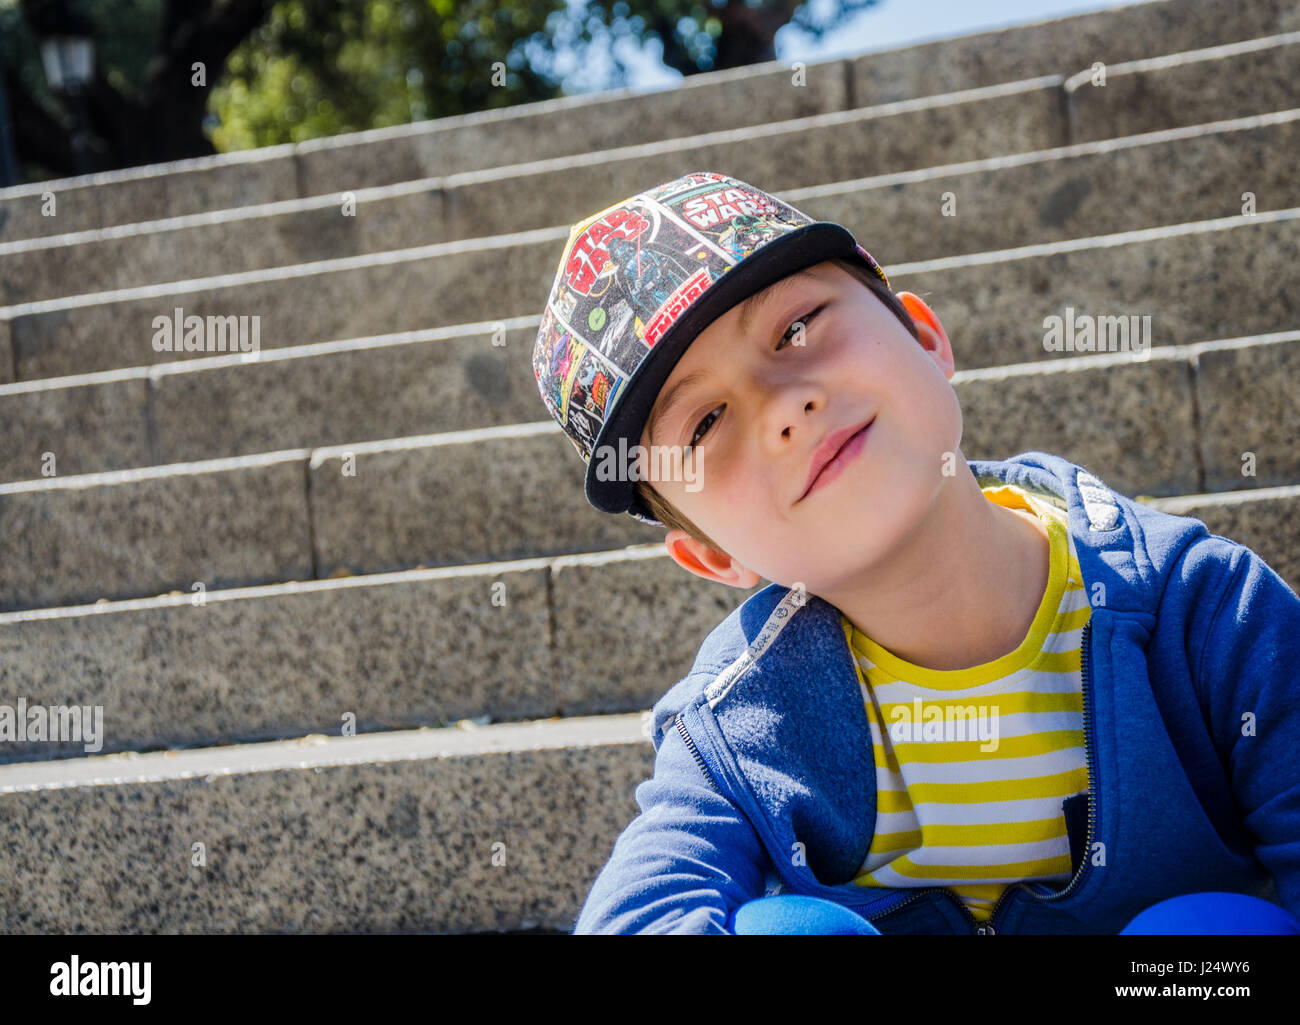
[1064, 30, 1300, 92]
[0, 712, 649, 793]
[890, 207, 1299, 276]
[705, 587, 810, 709]
[0, 543, 666, 625]
[0, 316, 538, 396]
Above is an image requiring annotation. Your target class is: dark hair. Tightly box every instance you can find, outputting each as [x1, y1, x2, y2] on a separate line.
[635, 257, 916, 549]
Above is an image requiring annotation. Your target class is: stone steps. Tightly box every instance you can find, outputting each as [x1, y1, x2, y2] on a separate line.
[0, 713, 653, 933]
[3, 192, 1297, 385]
[1, 330, 1294, 612]
[5, 32, 1299, 310]
[0, 479, 1295, 768]
[0, 455, 1294, 935]
[3, 114, 1298, 478]
[4, 90, 1298, 309]
[0, 0, 1292, 243]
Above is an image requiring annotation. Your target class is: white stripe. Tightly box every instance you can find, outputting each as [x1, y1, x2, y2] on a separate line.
[1062, 30, 1300, 92]
[705, 588, 808, 708]
[868, 748, 1086, 785]
[888, 206, 1299, 277]
[863, 858, 1072, 886]
[788, 109, 1300, 199]
[1040, 623, 1086, 653]
[870, 710, 1082, 745]
[0, 711, 649, 793]
[865, 670, 1085, 698]
[873, 793, 1082, 830]
[869, 834, 1071, 869]
[0, 544, 667, 625]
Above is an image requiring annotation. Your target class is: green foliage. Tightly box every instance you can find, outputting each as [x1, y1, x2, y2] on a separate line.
[207, 0, 881, 152]
[6, 0, 883, 166]
[209, 0, 566, 151]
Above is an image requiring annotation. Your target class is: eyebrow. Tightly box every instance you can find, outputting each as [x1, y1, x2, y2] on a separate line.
[737, 268, 816, 338]
[647, 370, 708, 449]
[647, 269, 819, 448]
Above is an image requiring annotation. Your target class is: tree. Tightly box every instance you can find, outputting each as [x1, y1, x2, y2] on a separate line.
[2, 0, 277, 180]
[1, 0, 881, 181]
[213, 0, 881, 150]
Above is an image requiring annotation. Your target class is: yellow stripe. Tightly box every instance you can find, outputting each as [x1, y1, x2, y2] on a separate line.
[874, 816, 1067, 848]
[946, 882, 1008, 901]
[1029, 649, 1083, 674]
[869, 828, 922, 853]
[874, 729, 1083, 765]
[1056, 604, 1092, 630]
[862, 644, 1083, 680]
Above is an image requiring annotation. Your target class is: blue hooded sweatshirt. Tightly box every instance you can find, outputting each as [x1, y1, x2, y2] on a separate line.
[573, 452, 1300, 934]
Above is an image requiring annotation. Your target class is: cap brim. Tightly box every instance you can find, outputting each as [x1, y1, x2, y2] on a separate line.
[584, 221, 881, 517]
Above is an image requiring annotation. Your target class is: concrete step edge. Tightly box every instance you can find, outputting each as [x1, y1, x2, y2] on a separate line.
[0, 711, 648, 794]
[5, 105, 1297, 261]
[3, 328, 1297, 488]
[1063, 28, 1300, 91]
[4, 205, 1297, 322]
[0, 544, 666, 625]
[6, 466, 1299, 625]
[1143, 484, 1300, 512]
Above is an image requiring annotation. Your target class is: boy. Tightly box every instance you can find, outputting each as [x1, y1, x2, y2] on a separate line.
[532, 171, 1300, 934]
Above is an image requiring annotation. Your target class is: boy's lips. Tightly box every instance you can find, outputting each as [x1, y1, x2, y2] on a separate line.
[798, 416, 875, 502]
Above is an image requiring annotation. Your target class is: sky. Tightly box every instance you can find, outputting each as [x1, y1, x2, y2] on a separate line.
[552, 0, 1138, 92]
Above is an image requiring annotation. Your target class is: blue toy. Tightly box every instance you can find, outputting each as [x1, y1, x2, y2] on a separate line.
[728, 890, 1300, 934]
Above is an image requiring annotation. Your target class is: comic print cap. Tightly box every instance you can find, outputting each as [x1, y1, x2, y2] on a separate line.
[532, 171, 909, 526]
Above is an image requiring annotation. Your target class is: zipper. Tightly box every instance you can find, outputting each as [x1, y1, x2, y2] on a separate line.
[952, 617, 1098, 934]
[849, 887, 936, 925]
[1027, 617, 1097, 904]
[1001, 617, 1099, 914]
[674, 712, 723, 795]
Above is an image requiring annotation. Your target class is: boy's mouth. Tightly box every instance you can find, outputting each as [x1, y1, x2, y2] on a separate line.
[798, 416, 875, 502]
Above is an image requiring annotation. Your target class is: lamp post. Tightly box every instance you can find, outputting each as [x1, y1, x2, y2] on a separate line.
[0, 49, 19, 186]
[36, 8, 96, 175]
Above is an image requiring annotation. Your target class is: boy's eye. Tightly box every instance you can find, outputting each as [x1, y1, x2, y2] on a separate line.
[777, 306, 822, 350]
[689, 406, 721, 448]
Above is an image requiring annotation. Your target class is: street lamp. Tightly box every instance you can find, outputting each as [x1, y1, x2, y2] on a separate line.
[35, 7, 96, 175]
[39, 34, 94, 93]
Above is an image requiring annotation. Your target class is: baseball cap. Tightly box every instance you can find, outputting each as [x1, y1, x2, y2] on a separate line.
[532, 171, 915, 526]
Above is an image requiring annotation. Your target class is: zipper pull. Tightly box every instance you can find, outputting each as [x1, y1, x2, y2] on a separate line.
[976, 924, 996, 935]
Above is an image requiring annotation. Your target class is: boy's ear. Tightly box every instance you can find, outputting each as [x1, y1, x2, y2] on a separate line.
[894, 291, 955, 379]
[665, 529, 762, 590]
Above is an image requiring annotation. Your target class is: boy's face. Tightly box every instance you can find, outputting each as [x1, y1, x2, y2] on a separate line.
[637, 259, 962, 594]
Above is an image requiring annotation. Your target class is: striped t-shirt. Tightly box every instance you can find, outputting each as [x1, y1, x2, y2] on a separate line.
[842, 482, 1092, 923]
